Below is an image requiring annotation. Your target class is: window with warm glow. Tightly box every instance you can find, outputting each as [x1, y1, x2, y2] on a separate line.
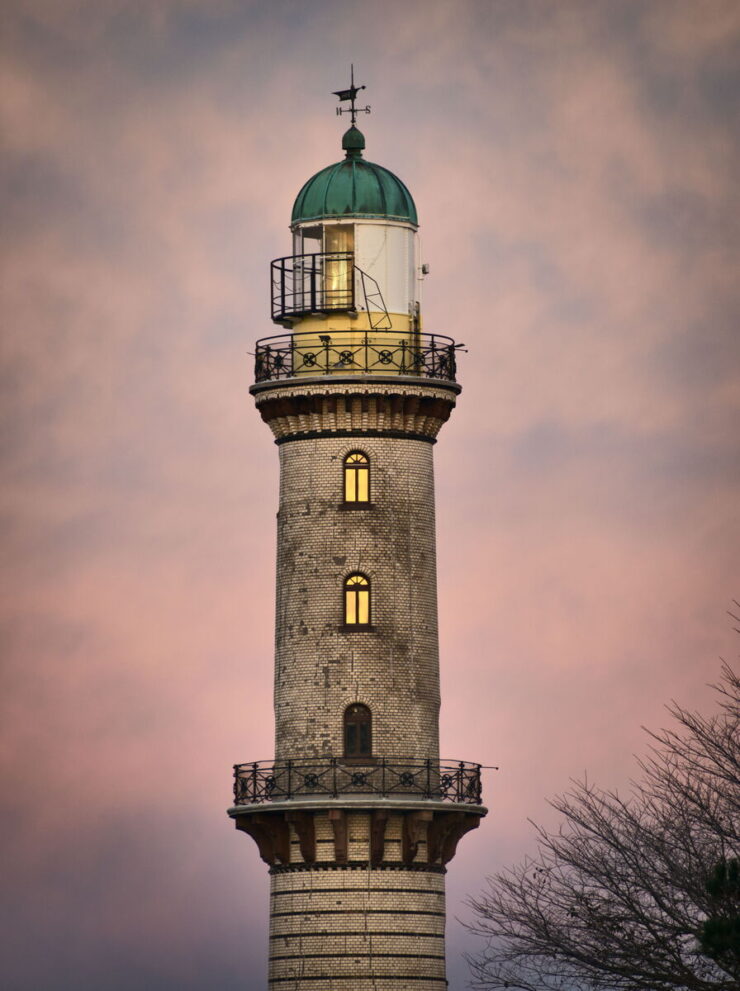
[324, 224, 353, 308]
[344, 703, 372, 757]
[344, 451, 370, 503]
[344, 573, 370, 626]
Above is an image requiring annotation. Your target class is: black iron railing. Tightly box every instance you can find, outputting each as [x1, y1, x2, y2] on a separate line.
[272, 251, 354, 321]
[253, 330, 459, 383]
[232, 757, 482, 806]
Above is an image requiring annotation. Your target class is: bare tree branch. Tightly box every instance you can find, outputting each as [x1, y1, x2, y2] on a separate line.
[466, 665, 740, 991]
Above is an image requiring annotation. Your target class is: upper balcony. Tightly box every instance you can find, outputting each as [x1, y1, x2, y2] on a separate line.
[254, 329, 459, 384]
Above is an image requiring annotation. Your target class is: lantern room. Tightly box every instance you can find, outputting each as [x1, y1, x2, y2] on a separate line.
[271, 125, 420, 338]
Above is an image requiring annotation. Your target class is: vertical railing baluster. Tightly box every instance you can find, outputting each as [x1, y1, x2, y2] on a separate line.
[286, 759, 292, 800]
[323, 335, 331, 373]
[364, 332, 369, 374]
[332, 757, 337, 798]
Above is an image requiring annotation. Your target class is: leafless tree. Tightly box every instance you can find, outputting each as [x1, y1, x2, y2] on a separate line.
[466, 663, 740, 991]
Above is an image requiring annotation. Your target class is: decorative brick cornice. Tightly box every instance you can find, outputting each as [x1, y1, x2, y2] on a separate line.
[268, 862, 447, 875]
[249, 377, 460, 443]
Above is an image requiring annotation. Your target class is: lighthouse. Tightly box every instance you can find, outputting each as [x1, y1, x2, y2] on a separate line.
[229, 76, 487, 988]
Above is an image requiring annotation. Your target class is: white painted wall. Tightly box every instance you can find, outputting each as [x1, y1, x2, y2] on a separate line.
[353, 221, 417, 316]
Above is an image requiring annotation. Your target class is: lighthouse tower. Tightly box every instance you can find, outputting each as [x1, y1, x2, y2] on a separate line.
[229, 77, 487, 989]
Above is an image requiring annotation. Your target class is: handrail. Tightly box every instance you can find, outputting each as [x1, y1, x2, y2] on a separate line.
[232, 756, 483, 806]
[271, 251, 354, 321]
[253, 329, 460, 383]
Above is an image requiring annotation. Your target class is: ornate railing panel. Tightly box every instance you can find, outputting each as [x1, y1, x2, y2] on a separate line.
[253, 330, 459, 383]
[272, 251, 354, 321]
[233, 757, 482, 806]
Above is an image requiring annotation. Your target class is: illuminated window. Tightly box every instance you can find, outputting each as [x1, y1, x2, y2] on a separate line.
[344, 451, 370, 503]
[344, 704, 372, 757]
[344, 573, 370, 626]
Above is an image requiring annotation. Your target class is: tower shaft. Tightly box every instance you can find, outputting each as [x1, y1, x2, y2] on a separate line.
[274, 429, 440, 763]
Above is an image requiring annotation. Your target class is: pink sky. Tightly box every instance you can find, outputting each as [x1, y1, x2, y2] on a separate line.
[1, 2, 738, 988]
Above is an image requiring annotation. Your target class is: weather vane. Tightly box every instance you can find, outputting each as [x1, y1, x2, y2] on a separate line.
[332, 64, 371, 126]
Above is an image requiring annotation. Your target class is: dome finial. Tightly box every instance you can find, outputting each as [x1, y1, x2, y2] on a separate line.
[333, 63, 371, 133]
[342, 125, 365, 159]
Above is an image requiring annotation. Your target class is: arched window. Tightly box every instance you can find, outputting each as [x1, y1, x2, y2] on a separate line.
[344, 573, 370, 626]
[344, 703, 372, 757]
[344, 451, 369, 503]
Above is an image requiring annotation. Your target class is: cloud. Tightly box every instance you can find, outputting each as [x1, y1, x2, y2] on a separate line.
[1, 1, 738, 987]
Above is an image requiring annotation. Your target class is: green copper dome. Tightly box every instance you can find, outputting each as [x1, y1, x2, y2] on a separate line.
[291, 127, 418, 226]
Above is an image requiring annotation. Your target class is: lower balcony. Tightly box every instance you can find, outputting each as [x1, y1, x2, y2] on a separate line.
[232, 756, 483, 807]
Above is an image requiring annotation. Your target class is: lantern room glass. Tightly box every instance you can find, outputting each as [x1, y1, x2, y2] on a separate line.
[323, 225, 354, 309]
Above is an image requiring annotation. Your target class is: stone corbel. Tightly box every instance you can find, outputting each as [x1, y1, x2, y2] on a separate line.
[370, 809, 389, 866]
[235, 812, 291, 866]
[427, 811, 480, 865]
[402, 810, 433, 865]
[328, 809, 348, 864]
[285, 810, 316, 864]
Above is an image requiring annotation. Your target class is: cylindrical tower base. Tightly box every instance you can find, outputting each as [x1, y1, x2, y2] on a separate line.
[270, 861, 446, 987]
